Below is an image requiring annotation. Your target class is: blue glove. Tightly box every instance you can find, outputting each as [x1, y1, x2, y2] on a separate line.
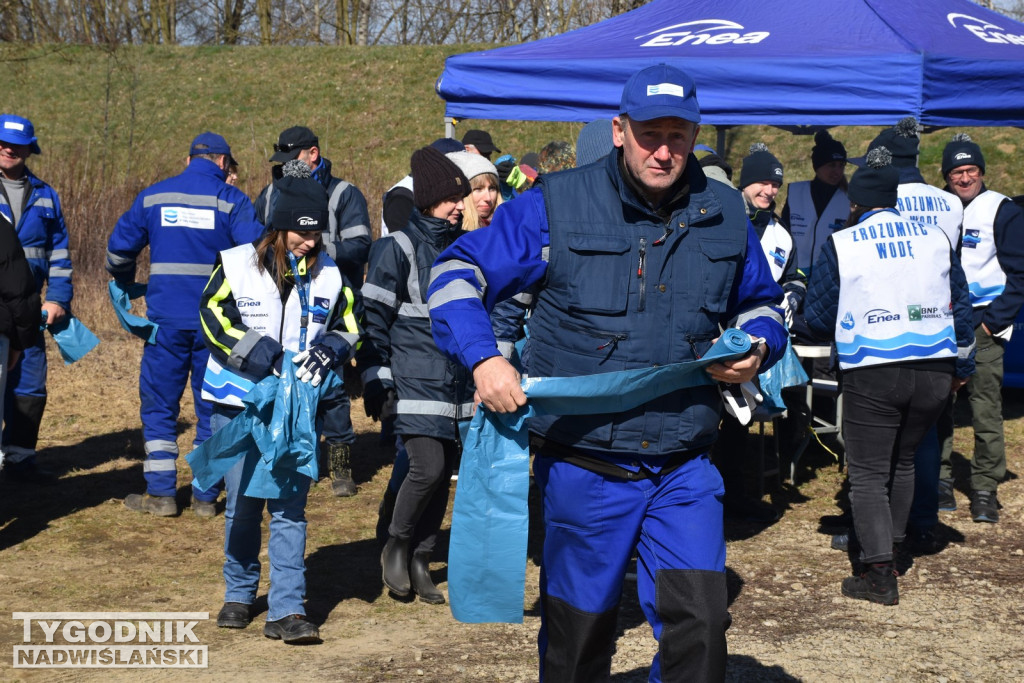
[292, 344, 338, 387]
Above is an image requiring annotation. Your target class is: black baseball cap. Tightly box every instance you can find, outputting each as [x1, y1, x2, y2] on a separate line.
[461, 129, 501, 156]
[270, 126, 319, 162]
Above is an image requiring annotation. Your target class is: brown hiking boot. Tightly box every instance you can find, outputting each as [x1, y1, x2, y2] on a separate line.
[124, 493, 178, 517]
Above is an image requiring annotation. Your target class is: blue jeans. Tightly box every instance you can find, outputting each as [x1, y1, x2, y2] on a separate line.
[213, 407, 310, 622]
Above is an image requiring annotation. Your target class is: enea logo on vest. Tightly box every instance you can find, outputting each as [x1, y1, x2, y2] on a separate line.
[635, 20, 769, 48]
[947, 13, 1024, 45]
[865, 308, 900, 325]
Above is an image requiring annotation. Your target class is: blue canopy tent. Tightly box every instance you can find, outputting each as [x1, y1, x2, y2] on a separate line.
[437, 0, 1024, 384]
[436, 0, 1024, 129]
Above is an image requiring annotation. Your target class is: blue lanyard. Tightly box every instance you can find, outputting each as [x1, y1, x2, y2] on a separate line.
[287, 252, 311, 352]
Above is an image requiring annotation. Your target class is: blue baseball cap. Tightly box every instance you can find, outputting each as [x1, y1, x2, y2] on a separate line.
[189, 131, 232, 157]
[0, 114, 42, 154]
[619, 64, 701, 124]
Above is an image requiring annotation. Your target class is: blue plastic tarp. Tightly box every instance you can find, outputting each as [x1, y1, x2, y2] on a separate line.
[437, 0, 1024, 128]
[448, 329, 751, 623]
[108, 280, 158, 344]
[186, 351, 342, 499]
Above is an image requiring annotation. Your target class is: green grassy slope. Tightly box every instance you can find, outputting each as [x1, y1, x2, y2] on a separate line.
[4, 43, 1021, 301]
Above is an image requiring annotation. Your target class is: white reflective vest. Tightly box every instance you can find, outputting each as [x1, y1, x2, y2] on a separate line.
[759, 218, 794, 284]
[832, 210, 957, 370]
[959, 190, 1008, 309]
[201, 243, 343, 407]
[896, 182, 962, 249]
[786, 181, 848, 271]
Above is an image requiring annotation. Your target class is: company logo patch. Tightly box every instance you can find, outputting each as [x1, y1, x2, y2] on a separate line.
[297, 216, 320, 227]
[160, 206, 215, 230]
[647, 83, 686, 98]
[954, 152, 974, 161]
[311, 296, 331, 324]
[3, 121, 26, 132]
[865, 308, 900, 324]
[636, 19, 770, 48]
[774, 168, 783, 176]
[947, 12, 1024, 45]
[841, 312, 855, 330]
[963, 229, 981, 249]
[236, 297, 260, 308]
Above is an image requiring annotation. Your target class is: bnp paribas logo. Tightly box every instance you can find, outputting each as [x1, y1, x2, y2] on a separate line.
[907, 305, 923, 321]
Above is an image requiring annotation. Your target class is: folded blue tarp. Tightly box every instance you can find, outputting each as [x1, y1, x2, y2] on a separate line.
[186, 351, 341, 499]
[448, 329, 751, 623]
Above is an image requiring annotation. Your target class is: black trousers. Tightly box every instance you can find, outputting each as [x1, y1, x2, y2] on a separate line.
[843, 365, 951, 563]
[388, 435, 458, 557]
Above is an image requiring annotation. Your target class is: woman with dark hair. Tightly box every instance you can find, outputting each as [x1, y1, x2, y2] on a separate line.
[199, 161, 362, 643]
[359, 146, 475, 605]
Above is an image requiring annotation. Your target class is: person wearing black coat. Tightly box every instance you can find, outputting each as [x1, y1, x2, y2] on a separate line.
[0, 210, 42, 469]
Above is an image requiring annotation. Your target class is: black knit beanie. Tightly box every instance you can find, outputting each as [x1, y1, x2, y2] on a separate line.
[868, 117, 919, 169]
[411, 146, 470, 211]
[811, 130, 847, 170]
[941, 133, 986, 176]
[739, 143, 784, 189]
[848, 147, 899, 208]
[270, 160, 329, 231]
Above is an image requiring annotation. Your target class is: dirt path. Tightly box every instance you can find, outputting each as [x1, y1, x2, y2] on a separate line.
[2, 335, 1023, 681]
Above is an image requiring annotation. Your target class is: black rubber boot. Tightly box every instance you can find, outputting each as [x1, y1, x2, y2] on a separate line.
[381, 536, 411, 596]
[327, 443, 357, 497]
[409, 553, 445, 605]
[376, 487, 397, 548]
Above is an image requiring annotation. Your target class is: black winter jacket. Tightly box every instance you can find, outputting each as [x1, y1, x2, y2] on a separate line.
[0, 212, 42, 350]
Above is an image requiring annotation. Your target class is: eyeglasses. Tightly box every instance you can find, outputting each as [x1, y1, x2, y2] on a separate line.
[273, 142, 308, 153]
[948, 167, 981, 180]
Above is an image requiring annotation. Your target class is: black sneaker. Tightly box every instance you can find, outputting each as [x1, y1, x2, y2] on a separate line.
[263, 615, 321, 644]
[830, 532, 849, 552]
[842, 563, 899, 605]
[216, 602, 251, 629]
[937, 478, 957, 512]
[970, 490, 999, 523]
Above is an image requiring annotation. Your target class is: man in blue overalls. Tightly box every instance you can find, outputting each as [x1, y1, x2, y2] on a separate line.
[107, 132, 265, 517]
[428, 65, 787, 682]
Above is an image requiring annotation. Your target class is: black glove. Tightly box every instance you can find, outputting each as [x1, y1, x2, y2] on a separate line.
[495, 158, 517, 183]
[364, 381, 395, 421]
[292, 344, 338, 387]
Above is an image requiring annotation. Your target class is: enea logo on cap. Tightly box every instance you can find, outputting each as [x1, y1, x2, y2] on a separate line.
[636, 20, 769, 48]
[3, 121, 26, 132]
[774, 168, 783, 176]
[297, 216, 320, 227]
[954, 152, 974, 161]
[647, 83, 686, 98]
[947, 13, 1024, 45]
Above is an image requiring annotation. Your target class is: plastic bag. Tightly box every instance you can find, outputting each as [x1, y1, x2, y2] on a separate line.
[448, 329, 751, 623]
[108, 280, 158, 344]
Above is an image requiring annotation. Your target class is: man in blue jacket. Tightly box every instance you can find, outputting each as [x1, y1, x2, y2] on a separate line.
[0, 114, 71, 483]
[107, 132, 265, 517]
[427, 65, 786, 682]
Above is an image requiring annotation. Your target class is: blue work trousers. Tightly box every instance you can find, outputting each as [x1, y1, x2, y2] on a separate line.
[533, 451, 728, 683]
[140, 327, 217, 501]
[214, 407, 311, 622]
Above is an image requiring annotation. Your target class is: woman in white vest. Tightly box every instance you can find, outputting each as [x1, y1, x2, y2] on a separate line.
[805, 148, 975, 606]
[198, 161, 362, 643]
[781, 129, 850, 275]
